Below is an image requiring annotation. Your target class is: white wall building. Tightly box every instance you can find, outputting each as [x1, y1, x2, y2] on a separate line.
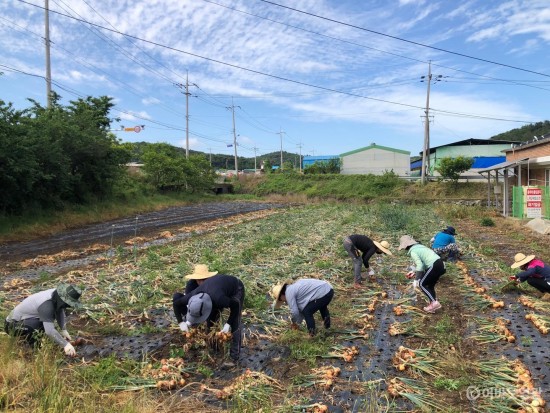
[340, 143, 411, 175]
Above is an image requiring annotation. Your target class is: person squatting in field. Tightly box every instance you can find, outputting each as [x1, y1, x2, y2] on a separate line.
[173, 265, 245, 364]
[271, 278, 334, 337]
[430, 226, 460, 262]
[4, 283, 83, 357]
[399, 235, 446, 314]
[510, 253, 550, 298]
[342, 234, 392, 288]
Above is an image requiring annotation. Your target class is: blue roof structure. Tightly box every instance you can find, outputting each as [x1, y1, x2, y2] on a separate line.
[471, 156, 505, 168]
[410, 156, 505, 170]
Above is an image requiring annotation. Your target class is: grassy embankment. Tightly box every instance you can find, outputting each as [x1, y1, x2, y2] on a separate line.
[0, 173, 489, 242]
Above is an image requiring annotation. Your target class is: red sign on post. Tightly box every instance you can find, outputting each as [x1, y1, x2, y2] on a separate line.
[525, 187, 542, 218]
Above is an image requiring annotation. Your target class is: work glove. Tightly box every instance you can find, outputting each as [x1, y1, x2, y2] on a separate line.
[406, 271, 415, 279]
[60, 329, 72, 341]
[220, 323, 231, 334]
[412, 280, 420, 289]
[509, 276, 519, 282]
[179, 321, 191, 332]
[368, 269, 375, 276]
[64, 342, 76, 357]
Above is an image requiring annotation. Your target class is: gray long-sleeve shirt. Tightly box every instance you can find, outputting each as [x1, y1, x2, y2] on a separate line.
[7, 288, 68, 347]
[285, 279, 332, 324]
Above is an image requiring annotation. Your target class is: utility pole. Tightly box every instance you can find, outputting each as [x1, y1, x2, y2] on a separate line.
[45, 0, 52, 108]
[228, 98, 239, 174]
[420, 62, 444, 184]
[420, 62, 432, 185]
[279, 129, 284, 170]
[253, 147, 258, 172]
[207, 148, 212, 165]
[185, 72, 190, 158]
[297, 143, 303, 173]
[177, 73, 195, 158]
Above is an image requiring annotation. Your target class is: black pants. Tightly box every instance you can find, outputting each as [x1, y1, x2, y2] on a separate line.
[302, 289, 334, 335]
[4, 318, 44, 346]
[527, 278, 550, 293]
[207, 282, 245, 361]
[228, 282, 245, 361]
[418, 259, 446, 302]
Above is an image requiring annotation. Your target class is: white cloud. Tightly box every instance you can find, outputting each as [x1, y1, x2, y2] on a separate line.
[142, 97, 161, 105]
[119, 110, 152, 121]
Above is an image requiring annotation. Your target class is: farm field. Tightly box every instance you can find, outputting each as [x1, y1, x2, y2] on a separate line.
[1, 201, 549, 413]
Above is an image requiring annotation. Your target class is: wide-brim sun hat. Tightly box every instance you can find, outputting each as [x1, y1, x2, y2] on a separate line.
[56, 283, 83, 309]
[186, 293, 213, 325]
[511, 253, 535, 269]
[185, 264, 218, 280]
[444, 226, 457, 235]
[270, 282, 288, 309]
[374, 240, 392, 255]
[398, 235, 418, 251]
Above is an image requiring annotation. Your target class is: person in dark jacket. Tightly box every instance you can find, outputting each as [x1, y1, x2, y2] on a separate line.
[430, 226, 459, 262]
[173, 267, 244, 364]
[4, 283, 83, 356]
[343, 235, 392, 288]
[510, 253, 550, 297]
[271, 279, 334, 336]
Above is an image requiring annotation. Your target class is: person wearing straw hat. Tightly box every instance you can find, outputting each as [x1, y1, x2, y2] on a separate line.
[4, 283, 83, 357]
[510, 253, 550, 298]
[271, 279, 334, 337]
[343, 234, 392, 288]
[172, 268, 245, 364]
[398, 235, 446, 314]
[430, 226, 460, 262]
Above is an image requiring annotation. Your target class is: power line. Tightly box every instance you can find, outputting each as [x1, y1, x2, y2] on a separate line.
[12, 0, 433, 112]
[7, 1, 541, 126]
[257, 0, 550, 79]
[206, 0, 550, 93]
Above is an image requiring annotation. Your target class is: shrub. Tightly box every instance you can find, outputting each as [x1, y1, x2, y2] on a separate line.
[480, 217, 495, 227]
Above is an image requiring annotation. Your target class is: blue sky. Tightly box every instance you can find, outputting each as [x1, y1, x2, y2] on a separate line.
[1, 0, 549, 160]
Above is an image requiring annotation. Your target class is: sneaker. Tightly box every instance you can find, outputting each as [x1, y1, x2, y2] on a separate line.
[423, 301, 442, 313]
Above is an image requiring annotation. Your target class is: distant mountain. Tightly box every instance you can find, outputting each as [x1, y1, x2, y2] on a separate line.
[128, 142, 301, 170]
[489, 120, 550, 143]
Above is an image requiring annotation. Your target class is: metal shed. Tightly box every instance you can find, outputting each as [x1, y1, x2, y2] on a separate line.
[340, 143, 410, 176]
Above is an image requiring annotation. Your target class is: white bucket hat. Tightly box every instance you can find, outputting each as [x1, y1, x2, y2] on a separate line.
[398, 235, 418, 251]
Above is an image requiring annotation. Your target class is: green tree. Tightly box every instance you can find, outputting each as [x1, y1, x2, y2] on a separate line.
[435, 156, 474, 183]
[0, 94, 131, 212]
[141, 143, 215, 192]
[263, 159, 273, 174]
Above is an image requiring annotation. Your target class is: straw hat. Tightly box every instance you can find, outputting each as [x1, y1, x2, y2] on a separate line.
[511, 253, 535, 269]
[373, 240, 392, 255]
[398, 235, 418, 251]
[56, 283, 83, 309]
[270, 282, 288, 309]
[185, 264, 218, 280]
